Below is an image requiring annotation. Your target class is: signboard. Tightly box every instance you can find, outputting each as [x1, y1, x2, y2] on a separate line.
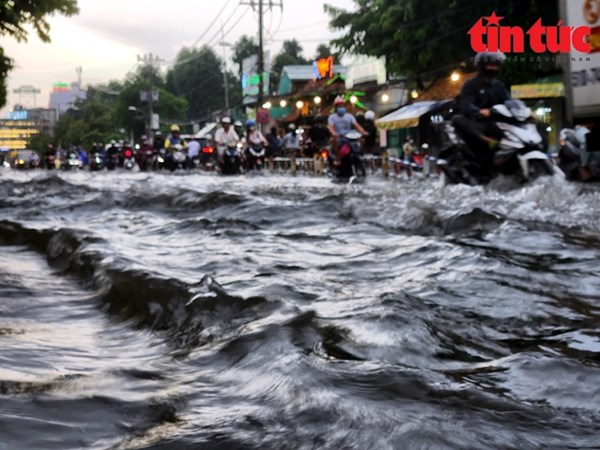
[345, 56, 387, 89]
[511, 82, 565, 99]
[140, 91, 159, 102]
[313, 56, 334, 80]
[151, 113, 160, 130]
[52, 82, 69, 93]
[256, 108, 270, 124]
[241, 53, 270, 98]
[565, 0, 600, 117]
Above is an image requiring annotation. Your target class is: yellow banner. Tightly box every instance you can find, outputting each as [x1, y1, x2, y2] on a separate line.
[511, 82, 565, 99]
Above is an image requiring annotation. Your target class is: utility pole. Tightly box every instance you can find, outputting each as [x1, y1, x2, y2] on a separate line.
[138, 53, 163, 135]
[219, 27, 231, 116]
[241, 0, 283, 110]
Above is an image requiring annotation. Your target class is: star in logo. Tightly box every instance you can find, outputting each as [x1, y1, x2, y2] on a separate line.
[484, 12, 504, 26]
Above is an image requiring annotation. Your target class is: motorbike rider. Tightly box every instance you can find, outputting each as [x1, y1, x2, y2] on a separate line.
[164, 124, 187, 169]
[452, 51, 510, 171]
[214, 117, 240, 163]
[327, 96, 368, 161]
[244, 119, 268, 147]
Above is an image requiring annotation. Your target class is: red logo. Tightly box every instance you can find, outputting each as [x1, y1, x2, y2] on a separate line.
[469, 12, 591, 53]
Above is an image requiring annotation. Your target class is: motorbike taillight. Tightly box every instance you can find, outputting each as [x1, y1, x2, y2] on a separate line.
[321, 150, 328, 159]
[124, 150, 133, 158]
[202, 147, 214, 154]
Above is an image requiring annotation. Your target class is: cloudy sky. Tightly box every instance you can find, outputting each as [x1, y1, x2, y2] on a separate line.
[2, 0, 355, 114]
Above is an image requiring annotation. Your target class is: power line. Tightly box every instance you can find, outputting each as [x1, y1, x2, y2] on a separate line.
[190, 0, 235, 48]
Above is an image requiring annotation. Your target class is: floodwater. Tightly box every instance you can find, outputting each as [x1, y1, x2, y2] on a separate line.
[1, 169, 599, 449]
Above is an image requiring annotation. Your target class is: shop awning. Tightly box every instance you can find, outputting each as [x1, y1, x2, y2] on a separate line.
[376, 100, 451, 130]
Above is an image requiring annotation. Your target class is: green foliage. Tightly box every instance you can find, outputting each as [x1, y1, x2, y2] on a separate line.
[270, 39, 310, 94]
[165, 46, 226, 119]
[0, 0, 79, 42]
[0, 0, 79, 108]
[325, 0, 559, 86]
[232, 35, 259, 77]
[29, 132, 54, 153]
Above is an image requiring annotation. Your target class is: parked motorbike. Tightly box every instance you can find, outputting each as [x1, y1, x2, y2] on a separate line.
[558, 128, 600, 181]
[220, 143, 243, 175]
[333, 130, 366, 183]
[436, 99, 561, 185]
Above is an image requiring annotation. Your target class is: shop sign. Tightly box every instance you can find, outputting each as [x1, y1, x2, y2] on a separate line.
[313, 56, 334, 80]
[511, 82, 565, 98]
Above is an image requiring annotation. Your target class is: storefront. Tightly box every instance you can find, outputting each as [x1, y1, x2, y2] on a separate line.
[510, 80, 565, 153]
[375, 100, 453, 155]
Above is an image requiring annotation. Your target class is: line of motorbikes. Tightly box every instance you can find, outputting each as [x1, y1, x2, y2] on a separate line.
[32, 101, 598, 185]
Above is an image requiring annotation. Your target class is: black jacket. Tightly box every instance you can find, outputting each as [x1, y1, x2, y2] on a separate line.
[459, 76, 510, 119]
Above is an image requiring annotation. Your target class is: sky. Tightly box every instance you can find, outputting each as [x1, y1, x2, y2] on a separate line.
[1, 0, 356, 115]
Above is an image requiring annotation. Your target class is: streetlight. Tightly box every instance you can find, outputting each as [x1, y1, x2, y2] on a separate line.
[280, 99, 287, 107]
[263, 101, 272, 109]
[296, 100, 304, 109]
[314, 96, 322, 105]
[350, 95, 358, 104]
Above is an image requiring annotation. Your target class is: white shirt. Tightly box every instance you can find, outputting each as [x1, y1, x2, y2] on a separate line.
[187, 140, 200, 158]
[214, 127, 239, 147]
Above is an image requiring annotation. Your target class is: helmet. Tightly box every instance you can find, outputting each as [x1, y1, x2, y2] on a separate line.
[474, 51, 506, 77]
[315, 114, 325, 124]
[170, 124, 180, 132]
[365, 110, 375, 120]
[421, 143, 429, 150]
[288, 123, 296, 130]
[234, 120, 242, 127]
[155, 131, 161, 136]
[333, 95, 345, 106]
[221, 117, 231, 124]
[246, 119, 255, 127]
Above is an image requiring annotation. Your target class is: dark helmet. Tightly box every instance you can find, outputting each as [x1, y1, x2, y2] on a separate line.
[474, 51, 506, 77]
[315, 114, 325, 125]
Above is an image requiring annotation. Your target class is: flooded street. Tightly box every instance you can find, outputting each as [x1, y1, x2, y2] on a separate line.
[1, 170, 599, 449]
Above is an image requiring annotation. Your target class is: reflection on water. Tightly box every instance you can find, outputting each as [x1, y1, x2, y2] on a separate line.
[1, 170, 599, 449]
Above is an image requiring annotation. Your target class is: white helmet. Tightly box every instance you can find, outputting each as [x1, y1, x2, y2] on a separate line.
[365, 110, 375, 120]
[221, 117, 231, 124]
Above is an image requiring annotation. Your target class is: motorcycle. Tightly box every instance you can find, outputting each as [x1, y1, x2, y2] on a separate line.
[122, 146, 136, 171]
[220, 143, 243, 175]
[558, 128, 600, 181]
[197, 144, 216, 171]
[137, 148, 156, 172]
[89, 152, 105, 171]
[246, 143, 266, 171]
[154, 148, 168, 171]
[106, 145, 120, 171]
[436, 99, 561, 185]
[332, 130, 366, 183]
[65, 150, 82, 171]
[170, 144, 188, 171]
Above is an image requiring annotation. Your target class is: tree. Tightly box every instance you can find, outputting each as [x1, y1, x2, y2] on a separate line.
[270, 39, 310, 94]
[232, 35, 259, 77]
[166, 46, 227, 119]
[324, 0, 559, 87]
[0, 0, 79, 107]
